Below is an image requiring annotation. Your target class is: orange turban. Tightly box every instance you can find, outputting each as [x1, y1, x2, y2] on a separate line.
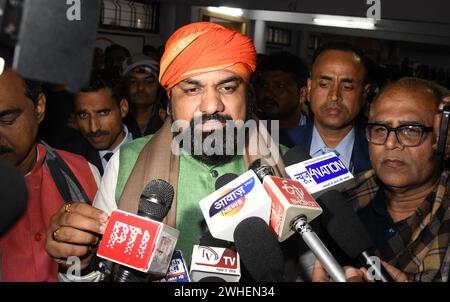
[159, 22, 256, 93]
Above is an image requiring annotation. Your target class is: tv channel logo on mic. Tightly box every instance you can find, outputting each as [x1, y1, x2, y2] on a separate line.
[263, 176, 322, 242]
[96, 209, 180, 276]
[190, 245, 241, 282]
[199, 170, 272, 242]
[285, 152, 354, 196]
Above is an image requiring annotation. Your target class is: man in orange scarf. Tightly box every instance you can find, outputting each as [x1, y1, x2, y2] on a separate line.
[45, 22, 292, 282]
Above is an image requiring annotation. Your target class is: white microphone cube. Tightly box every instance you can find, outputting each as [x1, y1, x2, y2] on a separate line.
[190, 245, 241, 282]
[285, 153, 354, 197]
[199, 170, 272, 242]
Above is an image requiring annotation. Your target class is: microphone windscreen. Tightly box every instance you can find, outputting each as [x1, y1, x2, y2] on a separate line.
[318, 190, 373, 259]
[139, 179, 174, 220]
[282, 145, 311, 166]
[198, 276, 226, 282]
[199, 231, 231, 249]
[214, 173, 238, 191]
[233, 217, 285, 282]
[0, 159, 28, 236]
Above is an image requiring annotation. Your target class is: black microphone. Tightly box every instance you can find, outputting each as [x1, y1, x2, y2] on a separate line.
[199, 231, 232, 249]
[249, 159, 346, 282]
[282, 145, 311, 166]
[318, 190, 395, 282]
[114, 179, 174, 282]
[0, 159, 28, 236]
[195, 231, 234, 282]
[214, 173, 238, 190]
[233, 216, 285, 282]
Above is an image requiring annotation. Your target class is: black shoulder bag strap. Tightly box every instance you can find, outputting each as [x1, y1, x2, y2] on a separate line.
[41, 140, 91, 204]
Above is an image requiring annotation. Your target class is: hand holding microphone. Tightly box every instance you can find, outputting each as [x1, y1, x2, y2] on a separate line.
[95, 179, 179, 282]
[45, 202, 109, 270]
[318, 190, 395, 282]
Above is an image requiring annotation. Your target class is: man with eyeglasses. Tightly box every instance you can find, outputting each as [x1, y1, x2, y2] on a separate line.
[312, 77, 450, 282]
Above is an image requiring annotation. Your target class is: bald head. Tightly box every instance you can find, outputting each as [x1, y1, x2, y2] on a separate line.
[370, 77, 444, 116]
[367, 77, 443, 191]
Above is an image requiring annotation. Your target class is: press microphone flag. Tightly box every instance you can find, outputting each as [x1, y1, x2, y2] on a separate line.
[96, 209, 179, 276]
[285, 152, 354, 197]
[263, 175, 322, 242]
[199, 170, 272, 242]
[190, 245, 241, 282]
[157, 250, 191, 282]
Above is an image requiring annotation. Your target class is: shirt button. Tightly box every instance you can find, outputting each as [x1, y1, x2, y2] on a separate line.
[210, 170, 219, 178]
[388, 228, 396, 235]
[34, 233, 43, 241]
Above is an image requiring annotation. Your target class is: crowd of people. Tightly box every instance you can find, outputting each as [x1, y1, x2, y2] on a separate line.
[0, 21, 449, 282]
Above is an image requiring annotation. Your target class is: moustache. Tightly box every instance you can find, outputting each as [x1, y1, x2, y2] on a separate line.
[320, 102, 347, 113]
[191, 113, 233, 129]
[87, 130, 109, 138]
[0, 145, 14, 154]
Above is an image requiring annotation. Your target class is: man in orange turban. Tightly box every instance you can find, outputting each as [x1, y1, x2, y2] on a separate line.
[159, 22, 256, 93]
[45, 22, 292, 282]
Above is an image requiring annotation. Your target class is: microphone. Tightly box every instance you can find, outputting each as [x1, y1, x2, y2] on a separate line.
[215, 173, 239, 190]
[318, 190, 395, 282]
[283, 146, 354, 197]
[96, 179, 179, 282]
[0, 159, 28, 236]
[190, 242, 241, 282]
[233, 216, 285, 282]
[282, 145, 311, 166]
[251, 159, 346, 282]
[191, 229, 241, 282]
[251, 159, 322, 242]
[198, 170, 272, 242]
[156, 250, 191, 282]
[199, 231, 232, 249]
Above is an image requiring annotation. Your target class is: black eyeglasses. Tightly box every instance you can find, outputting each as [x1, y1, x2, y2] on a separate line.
[365, 123, 433, 147]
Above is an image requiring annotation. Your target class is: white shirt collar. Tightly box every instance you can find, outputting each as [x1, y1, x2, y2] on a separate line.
[98, 125, 133, 166]
[310, 125, 355, 170]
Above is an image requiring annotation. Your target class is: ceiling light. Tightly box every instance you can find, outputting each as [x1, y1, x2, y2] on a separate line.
[313, 18, 375, 30]
[207, 6, 243, 17]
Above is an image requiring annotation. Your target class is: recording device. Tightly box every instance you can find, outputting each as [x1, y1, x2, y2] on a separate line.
[282, 145, 311, 167]
[190, 230, 240, 282]
[215, 173, 239, 190]
[198, 170, 272, 242]
[436, 105, 450, 156]
[318, 190, 395, 282]
[96, 179, 179, 282]
[0, 0, 101, 91]
[250, 159, 322, 242]
[190, 245, 241, 282]
[233, 216, 285, 282]
[284, 151, 354, 197]
[0, 159, 28, 236]
[251, 159, 346, 282]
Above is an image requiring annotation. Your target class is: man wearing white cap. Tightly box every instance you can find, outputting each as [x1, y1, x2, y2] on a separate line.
[122, 54, 165, 138]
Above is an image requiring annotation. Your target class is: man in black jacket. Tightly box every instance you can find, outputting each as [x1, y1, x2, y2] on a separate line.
[67, 72, 133, 175]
